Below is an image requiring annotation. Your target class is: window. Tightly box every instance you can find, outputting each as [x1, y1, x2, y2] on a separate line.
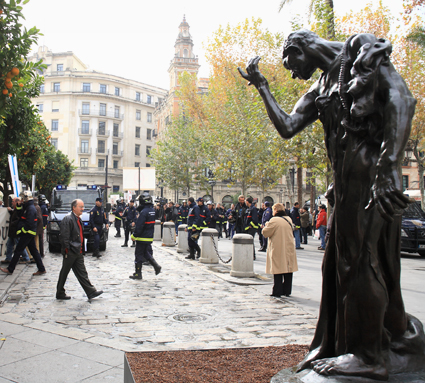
[51, 138, 58, 149]
[113, 185, 120, 192]
[402, 175, 409, 191]
[57, 64, 63, 71]
[113, 160, 119, 169]
[146, 163, 151, 167]
[82, 102, 90, 115]
[38, 104, 44, 113]
[98, 159, 105, 168]
[80, 158, 88, 168]
[147, 112, 152, 123]
[53, 82, 60, 92]
[147, 95, 152, 104]
[83, 83, 91, 92]
[52, 101, 59, 112]
[114, 106, 120, 118]
[146, 146, 151, 156]
[113, 123, 119, 137]
[146, 128, 152, 140]
[135, 126, 141, 138]
[51, 120, 59, 131]
[115, 87, 120, 96]
[99, 103, 106, 116]
[100, 84, 107, 94]
[40, 84, 45, 93]
[81, 120, 90, 134]
[136, 92, 141, 101]
[98, 140, 105, 153]
[81, 140, 89, 153]
[135, 162, 140, 167]
[136, 110, 141, 120]
[165, 115, 170, 125]
[98, 121, 106, 135]
[113, 142, 118, 155]
[135, 144, 140, 156]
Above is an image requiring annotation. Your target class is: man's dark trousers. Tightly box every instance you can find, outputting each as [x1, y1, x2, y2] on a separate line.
[93, 226, 102, 251]
[7, 234, 45, 273]
[135, 242, 154, 263]
[56, 251, 96, 297]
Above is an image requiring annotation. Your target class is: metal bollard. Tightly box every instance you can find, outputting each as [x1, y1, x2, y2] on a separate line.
[154, 220, 162, 241]
[230, 234, 255, 277]
[199, 228, 219, 264]
[162, 222, 176, 246]
[177, 224, 188, 253]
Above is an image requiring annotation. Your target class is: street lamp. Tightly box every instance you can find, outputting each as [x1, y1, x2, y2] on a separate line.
[288, 162, 295, 194]
[157, 180, 164, 198]
[279, 188, 283, 203]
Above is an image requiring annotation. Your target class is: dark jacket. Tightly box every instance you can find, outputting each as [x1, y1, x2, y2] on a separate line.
[207, 208, 219, 228]
[262, 207, 273, 225]
[132, 204, 156, 242]
[233, 202, 247, 227]
[290, 206, 301, 228]
[244, 204, 259, 231]
[8, 204, 23, 238]
[90, 205, 108, 228]
[60, 212, 83, 255]
[179, 205, 189, 223]
[187, 202, 196, 229]
[16, 200, 38, 236]
[123, 205, 137, 224]
[193, 203, 209, 231]
[40, 203, 49, 227]
[34, 203, 44, 235]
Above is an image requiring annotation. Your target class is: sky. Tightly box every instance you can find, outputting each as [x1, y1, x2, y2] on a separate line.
[22, 0, 405, 90]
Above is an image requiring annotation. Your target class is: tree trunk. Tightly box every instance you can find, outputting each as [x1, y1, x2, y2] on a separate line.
[297, 167, 303, 205]
[310, 177, 316, 214]
[326, 0, 335, 39]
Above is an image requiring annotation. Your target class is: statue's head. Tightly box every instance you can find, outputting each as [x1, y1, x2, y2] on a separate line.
[282, 29, 320, 80]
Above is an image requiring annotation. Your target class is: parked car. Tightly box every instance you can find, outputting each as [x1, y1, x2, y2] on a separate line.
[401, 201, 425, 257]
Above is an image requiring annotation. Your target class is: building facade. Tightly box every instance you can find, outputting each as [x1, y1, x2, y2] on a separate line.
[29, 46, 167, 194]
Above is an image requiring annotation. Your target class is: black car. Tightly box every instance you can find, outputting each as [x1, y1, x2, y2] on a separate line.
[401, 202, 425, 257]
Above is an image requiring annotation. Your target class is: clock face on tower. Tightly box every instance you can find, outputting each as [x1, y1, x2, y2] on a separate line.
[183, 29, 189, 37]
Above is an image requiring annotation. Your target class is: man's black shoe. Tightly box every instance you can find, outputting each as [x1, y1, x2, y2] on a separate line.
[121, 243, 128, 247]
[296, 247, 304, 250]
[259, 248, 267, 252]
[88, 290, 103, 299]
[131, 243, 136, 247]
[56, 294, 71, 300]
[185, 255, 195, 260]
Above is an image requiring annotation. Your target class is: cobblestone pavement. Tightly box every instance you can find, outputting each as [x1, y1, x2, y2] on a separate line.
[0, 234, 316, 353]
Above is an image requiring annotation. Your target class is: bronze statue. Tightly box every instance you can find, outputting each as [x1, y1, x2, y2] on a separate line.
[239, 30, 425, 380]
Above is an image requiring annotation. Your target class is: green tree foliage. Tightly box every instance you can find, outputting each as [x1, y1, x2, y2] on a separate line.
[150, 113, 210, 196]
[0, 0, 73, 203]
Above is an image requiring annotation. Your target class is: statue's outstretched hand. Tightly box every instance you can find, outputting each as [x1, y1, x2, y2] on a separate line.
[366, 177, 410, 223]
[238, 56, 267, 88]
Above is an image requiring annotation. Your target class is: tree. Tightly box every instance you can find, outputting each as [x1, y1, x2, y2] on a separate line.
[0, 0, 50, 204]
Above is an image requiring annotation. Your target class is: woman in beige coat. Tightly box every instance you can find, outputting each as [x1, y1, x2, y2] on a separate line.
[262, 203, 298, 297]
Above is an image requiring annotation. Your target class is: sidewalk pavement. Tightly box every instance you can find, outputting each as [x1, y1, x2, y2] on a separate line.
[0, 233, 318, 383]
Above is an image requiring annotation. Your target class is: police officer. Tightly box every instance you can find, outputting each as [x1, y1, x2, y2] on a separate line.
[114, 199, 124, 237]
[216, 203, 226, 238]
[186, 197, 209, 260]
[39, 194, 49, 229]
[129, 193, 161, 280]
[206, 201, 218, 229]
[0, 191, 46, 276]
[89, 197, 109, 258]
[260, 201, 273, 252]
[244, 197, 259, 260]
[122, 199, 137, 247]
[185, 197, 200, 260]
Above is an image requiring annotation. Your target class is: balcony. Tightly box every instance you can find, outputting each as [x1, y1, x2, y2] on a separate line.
[78, 109, 124, 120]
[96, 129, 110, 137]
[78, 129, 91, 135]
[96, 148, 110, 155]
[77, 147, 92, 155]
[112, 150, 124, 157]
[112, 132, 124, 139]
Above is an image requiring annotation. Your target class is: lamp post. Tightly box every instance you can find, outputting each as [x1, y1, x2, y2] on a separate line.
[157, 180, 164, 198]
[280, 188, 283, 204]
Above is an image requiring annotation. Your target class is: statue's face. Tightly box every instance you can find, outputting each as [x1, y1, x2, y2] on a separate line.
[283, 48, 317, 80]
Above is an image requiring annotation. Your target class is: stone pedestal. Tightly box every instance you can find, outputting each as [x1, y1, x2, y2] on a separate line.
[177, 224, 188, 253]
[230, 234, 255, 278]
[162, 222, 176, 246]
[199, 229, 219, 264]
[154, 220, 161, 241]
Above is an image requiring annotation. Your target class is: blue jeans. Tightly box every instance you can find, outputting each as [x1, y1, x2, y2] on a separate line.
[293, 229, 301, 248]
[319, 225, 327, 249]
[6, 237, 29, 261]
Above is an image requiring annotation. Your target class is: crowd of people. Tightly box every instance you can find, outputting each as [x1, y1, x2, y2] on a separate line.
[0, 191, 328, 300]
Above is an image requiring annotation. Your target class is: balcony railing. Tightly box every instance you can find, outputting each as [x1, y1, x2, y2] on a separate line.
[112, 132, 124, 139]
[78, 129, 91, 135]
[78, 109, 124, 120]
[96, 148, 110, 155]
[112, 150, 124, 157]
[77, 147, 92, 155]
[96, 129, 110, 137]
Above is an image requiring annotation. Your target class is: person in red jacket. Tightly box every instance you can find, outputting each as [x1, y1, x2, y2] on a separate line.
[316, 205, 327, 250]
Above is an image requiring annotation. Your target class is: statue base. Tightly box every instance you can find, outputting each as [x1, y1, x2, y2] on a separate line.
[270, 367, 425, 383]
